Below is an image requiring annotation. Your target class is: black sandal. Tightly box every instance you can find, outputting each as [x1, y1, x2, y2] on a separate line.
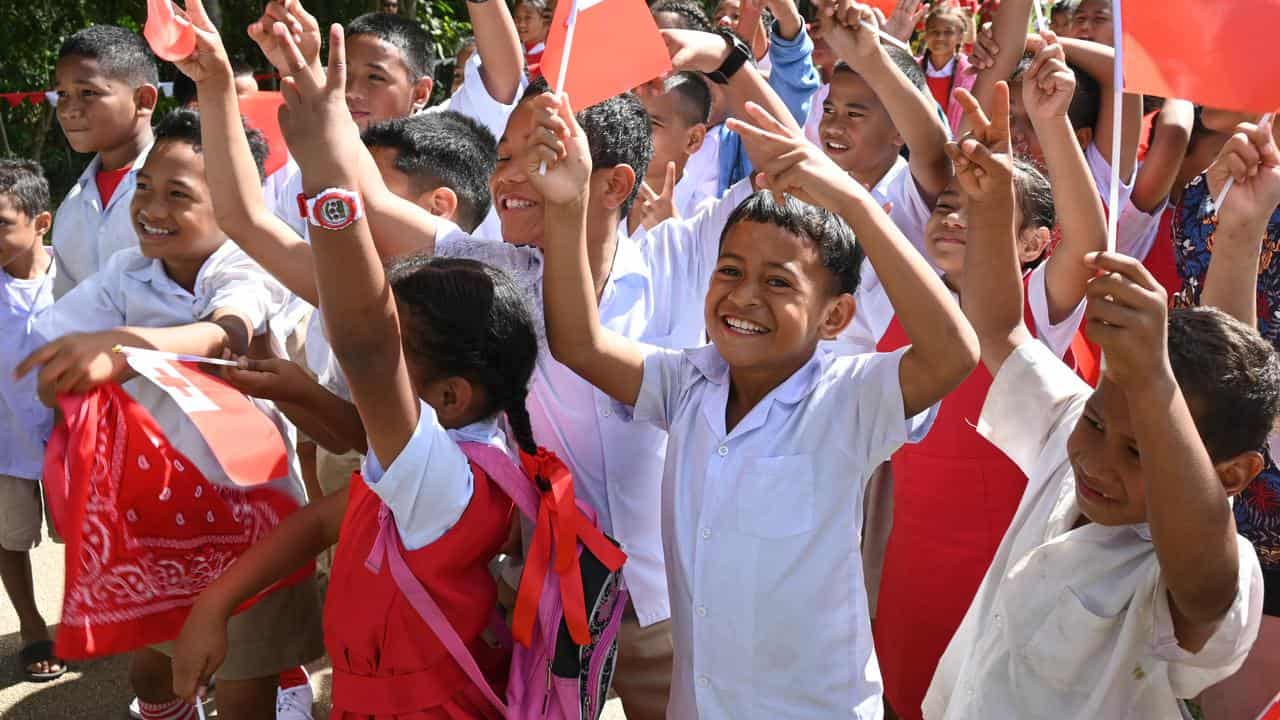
[19, 640, 67, 682]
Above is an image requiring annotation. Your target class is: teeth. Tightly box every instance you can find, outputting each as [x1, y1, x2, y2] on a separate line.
[725, 317, 767, 334]
[825, 142, 849, 151]
[503, 197, 535, 210]
[140, 222, 174, 236]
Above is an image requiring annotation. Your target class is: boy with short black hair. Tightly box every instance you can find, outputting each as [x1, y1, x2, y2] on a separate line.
[51, 24, 159, 298]
[0, 159, 62, 683]
[630, 71, 714, 232]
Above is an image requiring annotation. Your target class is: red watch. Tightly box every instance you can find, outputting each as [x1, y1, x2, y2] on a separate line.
[297, 187, 365, 231]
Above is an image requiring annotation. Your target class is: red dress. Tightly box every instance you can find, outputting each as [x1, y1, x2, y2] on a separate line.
[325, 466, 514, 719]
[1143, 206, 1183, 297]
[871, 283, 1097, 720]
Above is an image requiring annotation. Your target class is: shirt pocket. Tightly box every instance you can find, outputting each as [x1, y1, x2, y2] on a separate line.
[1017, 587, 1120, 691]
[736, 454, 816, 539]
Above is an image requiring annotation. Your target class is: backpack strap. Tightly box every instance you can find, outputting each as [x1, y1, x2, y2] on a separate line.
[364, 504, 509, 716]
[459, 442, 540, 520]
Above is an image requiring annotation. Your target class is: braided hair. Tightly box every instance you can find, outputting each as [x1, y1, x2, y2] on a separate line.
[386, 255, 540, 455]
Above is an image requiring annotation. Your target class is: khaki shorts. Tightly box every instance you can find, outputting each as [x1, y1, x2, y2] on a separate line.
[153, 576, 325, 681]
[0, 475, 43, 552]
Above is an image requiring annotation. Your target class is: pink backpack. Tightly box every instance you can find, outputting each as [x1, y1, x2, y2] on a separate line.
[364, 442, 629, 720]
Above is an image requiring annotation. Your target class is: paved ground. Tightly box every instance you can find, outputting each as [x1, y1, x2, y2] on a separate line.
[0, 530, 626, 719]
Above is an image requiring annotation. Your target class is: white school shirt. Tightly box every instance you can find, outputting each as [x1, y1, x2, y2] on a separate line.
[630, 344, 934, 719]
[683, 129, 724, 210]
[432, 180, 755, 628]
[0, 264, 56, 480]
[923, 341, 1264, 720]
[1086, 141, 1136, 216]
[31, 242, 305, 504]
[1116, 195, 1169, 262]
[826, 156, 937, 355]
[51, 143, 153, 298]
[362, 401, 510, 550]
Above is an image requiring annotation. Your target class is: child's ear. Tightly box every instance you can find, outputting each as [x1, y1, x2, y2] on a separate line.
[685, 123, 708, 157]
[1216, 450, 1265, 499]
[1074, 126, 1095, 151]
[410, 77, 435, 113]
[1016, 226, 1053, 265]
[818, 292, 857, 340]
[433, 375, 477, 426]
[33, 211, 52, 240]
[135, 84, 159, 116]
[598, 164, 638, 213]
[418, 186, 459, 222]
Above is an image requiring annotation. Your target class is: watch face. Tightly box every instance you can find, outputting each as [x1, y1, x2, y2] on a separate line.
[315, 193, 355, 230]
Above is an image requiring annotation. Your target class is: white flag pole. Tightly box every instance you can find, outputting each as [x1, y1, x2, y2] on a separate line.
[113, 344, 240, 368]
[1031, 0, 1048, 33]
[1106, 0, 1124, 254]
[1215, 112, 1275, 211]
[540, 0, 582, 175]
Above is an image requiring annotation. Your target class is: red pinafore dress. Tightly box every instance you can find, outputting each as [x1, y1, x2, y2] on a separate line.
[325, 464, 514, 719]
[871, 276, 1098, 720]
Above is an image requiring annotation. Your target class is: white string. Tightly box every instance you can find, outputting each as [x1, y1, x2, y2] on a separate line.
[1106, 0, 1124, 254]
[1214, 112, 1276, 211]
[1031, 0, 1048, 33]
[195, 699, 207, 720]
[540, 0, 581, 175]
[861, 21, 912, 52]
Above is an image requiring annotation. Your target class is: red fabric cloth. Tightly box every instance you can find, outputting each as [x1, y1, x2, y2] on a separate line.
[925, 74, 953, 110]
[871, 278, 1096, 720]
[524, 42, 544, 81]
[326, 468, 514, 718]
[95, 164, 131, 206]
[1144, 206, 1183, 297]
[43, 384, 305, 660]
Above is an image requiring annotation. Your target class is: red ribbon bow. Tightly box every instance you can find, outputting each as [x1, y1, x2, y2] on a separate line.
[511, 448, 627, 647]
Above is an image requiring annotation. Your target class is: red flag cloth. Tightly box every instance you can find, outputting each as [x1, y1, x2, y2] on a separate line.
[541, 0, 672, 110]
[43, 383, 307, 660]
[237, 92, 289, 177]
[2, 93, 23, 108]
[1260, 693, 1280, 720]
[125, 355, 288, 488]
[1122, 0, 1280, 114]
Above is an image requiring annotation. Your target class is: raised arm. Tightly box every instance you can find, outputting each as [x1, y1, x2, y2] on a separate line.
[821, 0, 952, 200]
[967, 0, 1032, 115]
[730, 101, 978, 417]
[532, 94, 648, 405]
[1200, 118, 1280, 327]
[1057, 37, 1141, 183]
[465, 0, 524, 103]
[949, 83, 1033, 375]
[663, 29, 802, 136]
[277, 24, 419, 469]
[177, 0, 321, 306]
[1022, 37, 1107, 324]
[1085, 252, 1243, 652]
[1131, 99, 1194, 213]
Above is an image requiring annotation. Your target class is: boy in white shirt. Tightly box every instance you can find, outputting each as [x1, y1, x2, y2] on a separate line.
[629, 72, 715, 233]
[533, 76, 978, 718]
[922, 94, 1276, 719]
[50, 26, 159, 298]
[0, 160, 62, 682]
[20, 109, 322, 720]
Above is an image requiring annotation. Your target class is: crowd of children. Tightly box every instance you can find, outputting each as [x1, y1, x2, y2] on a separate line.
[1, 0, 1278, 718]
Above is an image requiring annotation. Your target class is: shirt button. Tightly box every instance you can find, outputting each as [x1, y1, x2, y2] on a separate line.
[696, 605, 707, 617]
[601, 408, 612, 418]
[697, 676, 710, 688]
[700, 528, 712, 540]
[716, 445, 728, 457]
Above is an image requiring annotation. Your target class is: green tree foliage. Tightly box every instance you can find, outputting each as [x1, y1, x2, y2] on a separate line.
[0, 0, 473, 205]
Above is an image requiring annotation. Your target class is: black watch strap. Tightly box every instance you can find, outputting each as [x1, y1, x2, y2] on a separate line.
[708, 29, 752, 84]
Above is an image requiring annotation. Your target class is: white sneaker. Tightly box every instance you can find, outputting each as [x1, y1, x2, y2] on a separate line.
[276, 673, 314, 720]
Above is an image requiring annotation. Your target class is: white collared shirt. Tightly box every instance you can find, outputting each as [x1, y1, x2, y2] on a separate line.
[430, 179, 754, 627]
[363, 402, 510, 550]
[32, 242, 304, 503]
[1087, 141, 1136, 215]
[924, 341, 1264, 720]
[683, 129, 724, 210]
[51, 143, 153, 298]
[0, 263, 56, 479]
[631, 344, 934, 719]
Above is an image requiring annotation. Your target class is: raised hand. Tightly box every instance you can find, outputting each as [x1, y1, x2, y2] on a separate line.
[1021, 32, 1075, 123]
[1083, 251, 1171, 388]
[727, 100, 857, 208]
[275, 23, 361, 183]
[248, 0, 322, 79]
[1209, 116, 1280, 226]
[661, 29, 733, 74]
[945, 83, 1014, 203]
[818, 0, 883, 71]
[170, 0, 232, 86]
[522, 92, 593, 206]
[634, 162, 681, 230]
[884, 0, 927, 42]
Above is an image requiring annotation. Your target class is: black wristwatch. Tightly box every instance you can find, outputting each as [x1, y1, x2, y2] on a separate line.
[707, 29, 752, 85]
